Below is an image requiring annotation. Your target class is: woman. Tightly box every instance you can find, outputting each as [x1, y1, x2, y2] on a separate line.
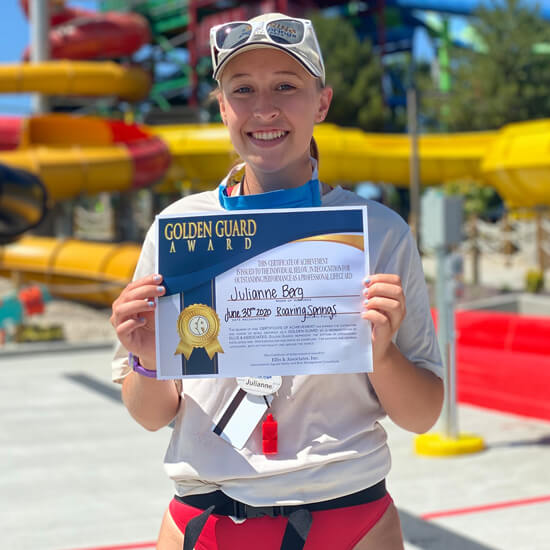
[111, 13, 443, 550]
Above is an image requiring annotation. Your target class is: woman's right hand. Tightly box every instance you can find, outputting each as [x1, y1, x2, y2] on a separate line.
[110, 274, 166, 368]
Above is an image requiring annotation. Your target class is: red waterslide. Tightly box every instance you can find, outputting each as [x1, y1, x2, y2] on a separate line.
[20, 0, 151, 60]
[0, 114, 171, 199]
[0, 117, 23, 152]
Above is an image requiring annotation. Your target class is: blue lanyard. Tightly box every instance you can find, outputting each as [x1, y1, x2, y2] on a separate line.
[219, 161, 322, 211]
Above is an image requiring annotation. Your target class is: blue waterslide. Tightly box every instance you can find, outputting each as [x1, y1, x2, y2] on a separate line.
[0, 163, 48, 244]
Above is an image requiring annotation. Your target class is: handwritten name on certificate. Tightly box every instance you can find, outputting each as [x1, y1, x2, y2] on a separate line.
[154, 207, 372, 379]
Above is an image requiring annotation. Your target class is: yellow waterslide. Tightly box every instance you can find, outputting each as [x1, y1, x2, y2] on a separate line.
[0, 61, 151, 102]
[152, 120, 550, 210]
[151, 124, 496, 192]
[0, 236, 140, 305]
[480, 119, 550, 209]
[151, 123, 494, 190]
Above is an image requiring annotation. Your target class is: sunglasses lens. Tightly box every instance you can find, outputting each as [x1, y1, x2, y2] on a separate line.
[266, 20, 304, 44]
[216, 23, 252, 50]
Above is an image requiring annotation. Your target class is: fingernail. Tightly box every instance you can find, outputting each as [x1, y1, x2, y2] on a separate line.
[362, 288, 368, 296]
[153, 274, 161, 282]
[138, 317, 146, 323]
[147, 301, 154, 307]
[363, 277, 371, 285]
[363, 299, 368, 306]
[157, 286, 165, 293]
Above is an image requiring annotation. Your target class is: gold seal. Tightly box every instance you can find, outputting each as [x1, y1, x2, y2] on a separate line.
[175, 304, 224, 360]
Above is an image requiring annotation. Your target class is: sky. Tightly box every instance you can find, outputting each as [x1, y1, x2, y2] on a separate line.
[0, 1, 35, 115]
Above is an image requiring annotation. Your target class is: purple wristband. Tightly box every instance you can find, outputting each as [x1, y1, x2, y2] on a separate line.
[129, 353, 157, 378]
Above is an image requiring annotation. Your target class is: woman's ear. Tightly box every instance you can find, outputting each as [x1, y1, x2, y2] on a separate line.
[315, 86, 333, 123]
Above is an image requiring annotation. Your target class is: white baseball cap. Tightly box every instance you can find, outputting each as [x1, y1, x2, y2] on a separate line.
[210, 13, 326, 85]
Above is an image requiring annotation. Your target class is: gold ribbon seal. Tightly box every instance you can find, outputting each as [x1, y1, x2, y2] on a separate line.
[174, 304, 224, 360]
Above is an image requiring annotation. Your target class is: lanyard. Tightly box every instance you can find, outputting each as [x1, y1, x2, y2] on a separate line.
[218, 159, 322, 210]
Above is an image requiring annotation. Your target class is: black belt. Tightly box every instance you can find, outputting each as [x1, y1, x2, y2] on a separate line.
[177, 479, 386, 550]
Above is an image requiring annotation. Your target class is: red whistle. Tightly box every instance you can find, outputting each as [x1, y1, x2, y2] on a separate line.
[262, 413, 278, 455]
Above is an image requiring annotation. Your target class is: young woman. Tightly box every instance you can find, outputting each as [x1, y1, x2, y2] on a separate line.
[110, 13, 443, 550]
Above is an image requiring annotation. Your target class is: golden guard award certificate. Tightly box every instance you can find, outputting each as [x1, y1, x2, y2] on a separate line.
[154, 207, 372, 379]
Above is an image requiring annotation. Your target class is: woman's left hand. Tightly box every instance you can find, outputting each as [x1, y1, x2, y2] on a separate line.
[361, 273, 406, 364]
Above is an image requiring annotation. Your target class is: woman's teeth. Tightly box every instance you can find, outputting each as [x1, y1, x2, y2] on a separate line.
[250, 130, 288, 141]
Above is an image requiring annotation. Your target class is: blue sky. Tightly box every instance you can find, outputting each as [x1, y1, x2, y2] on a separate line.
[0, 1, 34, 114]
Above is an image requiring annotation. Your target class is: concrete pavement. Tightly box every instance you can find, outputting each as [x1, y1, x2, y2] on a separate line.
[2, 346, 549, 550]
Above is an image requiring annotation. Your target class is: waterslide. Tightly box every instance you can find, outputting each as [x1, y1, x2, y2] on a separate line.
[0, 114, 170, 201]
[152, 119, 550, 210]
[0, 235, 140, 305]
[152, 122, 494, 192]
[19, 0, 151, 61]
[0, 61, 151, 102]
[4, 113, 544, 208]
[0, 163, 47, 244]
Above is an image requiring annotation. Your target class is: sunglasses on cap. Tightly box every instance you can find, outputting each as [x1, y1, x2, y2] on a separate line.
[210, 16, 325, 84]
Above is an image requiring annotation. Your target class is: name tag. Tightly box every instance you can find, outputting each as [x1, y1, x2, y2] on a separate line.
[236, 376, 282, 396]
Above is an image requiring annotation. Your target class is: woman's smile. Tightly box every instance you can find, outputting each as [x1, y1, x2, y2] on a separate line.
[247, 129, 290, 146]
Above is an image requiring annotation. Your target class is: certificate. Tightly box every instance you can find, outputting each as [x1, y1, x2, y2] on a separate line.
[154, 207, 371, 379]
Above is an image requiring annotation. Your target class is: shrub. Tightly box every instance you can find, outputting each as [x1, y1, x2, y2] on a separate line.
[525, 268, 545, 293]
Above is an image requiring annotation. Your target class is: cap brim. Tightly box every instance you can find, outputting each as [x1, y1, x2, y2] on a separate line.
[214, 42, 322, 83]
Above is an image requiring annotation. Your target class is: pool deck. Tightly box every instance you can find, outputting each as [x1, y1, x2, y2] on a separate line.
[2, 344, 549, 550]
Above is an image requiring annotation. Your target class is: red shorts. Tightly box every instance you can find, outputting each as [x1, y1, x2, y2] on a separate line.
[168, 493, 393, 550]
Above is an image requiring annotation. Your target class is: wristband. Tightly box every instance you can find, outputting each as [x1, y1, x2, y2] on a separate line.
[129, 353, 157, 378]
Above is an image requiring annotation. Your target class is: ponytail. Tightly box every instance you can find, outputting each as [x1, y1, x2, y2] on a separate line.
[310, 137, 319, 166]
